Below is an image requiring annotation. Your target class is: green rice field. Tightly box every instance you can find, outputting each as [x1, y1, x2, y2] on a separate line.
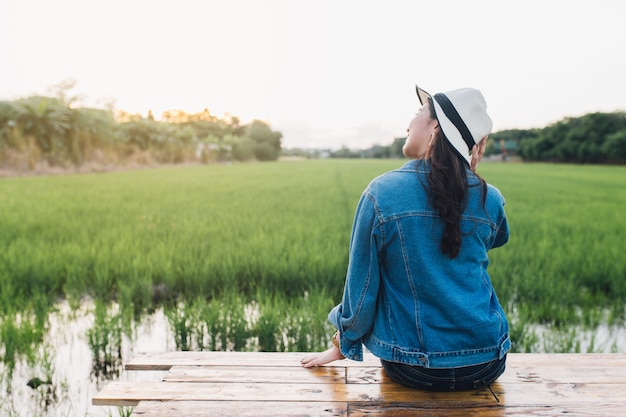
[0, 159, 625, 416]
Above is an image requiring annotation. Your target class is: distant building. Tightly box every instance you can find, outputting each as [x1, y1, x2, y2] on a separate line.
[499, 139, 518, 160]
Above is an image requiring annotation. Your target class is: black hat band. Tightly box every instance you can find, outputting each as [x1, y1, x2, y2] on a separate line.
[433, 93, 475, 150]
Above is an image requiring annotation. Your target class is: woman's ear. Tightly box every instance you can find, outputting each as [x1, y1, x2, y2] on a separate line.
[428, 129, 437, 148]
[470, 136, 488, 172]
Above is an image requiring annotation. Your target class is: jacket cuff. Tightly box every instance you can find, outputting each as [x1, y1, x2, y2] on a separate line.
[328, 305, 364, 361]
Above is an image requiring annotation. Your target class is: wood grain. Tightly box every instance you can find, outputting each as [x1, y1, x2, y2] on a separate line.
[91, 352, 626, 416]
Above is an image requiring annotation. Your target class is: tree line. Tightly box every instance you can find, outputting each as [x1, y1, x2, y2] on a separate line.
[287, 111, 625, 164]
[2, 86, 625, 172]
[0, 94, 283, 172]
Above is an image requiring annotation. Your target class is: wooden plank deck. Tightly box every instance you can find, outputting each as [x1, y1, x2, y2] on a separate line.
[93, 352, 626, 416]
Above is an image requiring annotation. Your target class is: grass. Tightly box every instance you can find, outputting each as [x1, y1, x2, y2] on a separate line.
[479, 163, 626, 327]
[0, 159, 625, 367]
[162, 287, 337, 353]
[0, 161, 388, 307]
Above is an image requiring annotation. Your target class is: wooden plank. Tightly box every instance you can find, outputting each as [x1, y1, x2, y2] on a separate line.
[130, 401, 347, 417]
[162, 360, 626, 386]
[164, 365, 346, 384]
[93, 381, 496, 407]
[348, 365, 626, 385]
[347, 402, 626, 416]
[95, 353, 626, 416]
[166, 364, 626, 385]
[125, 351, 375, 370]
[506, 353, 626, 367]
[92, 380, 626, 407]
[125, 352, 626, 371]
[504, 366, 626, 384]
[130, 400, 626, 417]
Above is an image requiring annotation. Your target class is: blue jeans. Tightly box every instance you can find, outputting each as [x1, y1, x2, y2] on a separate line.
[381, 355, 506, 391]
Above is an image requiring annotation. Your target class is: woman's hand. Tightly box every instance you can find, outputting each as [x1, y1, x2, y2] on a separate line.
[300, 346, 344, 368]
[470, 136, 488, 172]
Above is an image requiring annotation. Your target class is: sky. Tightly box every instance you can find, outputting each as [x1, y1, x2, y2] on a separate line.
[1, 0, 625, 150]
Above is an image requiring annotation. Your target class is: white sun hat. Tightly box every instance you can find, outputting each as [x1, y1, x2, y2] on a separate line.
[416, 85, 493, 165]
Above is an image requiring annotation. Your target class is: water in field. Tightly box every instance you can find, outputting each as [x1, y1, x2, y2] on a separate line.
[0, 302, 170, 417]
[1, 300, 625, 417]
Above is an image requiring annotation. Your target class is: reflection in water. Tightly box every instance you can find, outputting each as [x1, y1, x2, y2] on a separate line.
[87, 302, 124, 382]
[0, 300, 171, 417]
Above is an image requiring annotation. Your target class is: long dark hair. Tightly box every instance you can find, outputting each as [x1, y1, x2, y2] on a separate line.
[426, 99, 487, 258]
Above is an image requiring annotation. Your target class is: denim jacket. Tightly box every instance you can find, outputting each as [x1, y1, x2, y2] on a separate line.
[329, 159, 510, 368]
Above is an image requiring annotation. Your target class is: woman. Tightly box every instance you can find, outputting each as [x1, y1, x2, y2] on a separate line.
[301, 85, 510, 391]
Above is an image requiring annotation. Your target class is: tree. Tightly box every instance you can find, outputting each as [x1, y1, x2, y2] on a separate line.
[117, 118, 170, 150]
[246, 120, 282, 161]
[603, 131, 626, 163]
[512, 112, 626, 163]
[232, 136, 256, 161]
[255, 142, 279, 161]
[16, 96, 73, 160]
[0, 101, 22, 149]
[46, 78, 84, 107]
[389, 137, 406, 158]
[330, 146, 362, 158]
[69, 107, 116, 164]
